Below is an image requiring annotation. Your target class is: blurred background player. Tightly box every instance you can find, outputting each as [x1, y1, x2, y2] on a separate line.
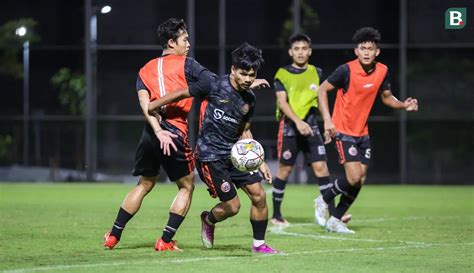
[148, 43, 280, 254]
[271, 33, 350, 227]
[104, 18, 212, 251]
[315, 27, 419, 234]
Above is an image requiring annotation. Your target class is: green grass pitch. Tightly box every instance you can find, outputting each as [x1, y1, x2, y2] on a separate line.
[0, 183, 473, 272]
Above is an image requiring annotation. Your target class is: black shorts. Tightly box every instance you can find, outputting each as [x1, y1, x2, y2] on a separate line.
[196, 157, 263, 202]
[132, 122, 194, 181]
[277, 120, 327, 166]
[334, 132, 371, 165]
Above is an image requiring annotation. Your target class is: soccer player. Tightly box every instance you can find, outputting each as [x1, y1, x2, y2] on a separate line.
[148, 43, 280, 254]
[315, 27, 418, 233]
[271, 33, 350, 227]
[103, 18, 213, 251]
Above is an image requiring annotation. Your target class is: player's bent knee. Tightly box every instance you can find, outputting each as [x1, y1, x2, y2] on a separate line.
[312, 162, 329, 177]
[223, 198, 241, 216]
[277, 164, 292, 180]
[346, 169, 363, 184]
[179, 181, 194, 192]
[176, 173, 195, 191]
[347, 177, 362, 185]
[138, 177, 156, 193]
[250, 190, 267, 208]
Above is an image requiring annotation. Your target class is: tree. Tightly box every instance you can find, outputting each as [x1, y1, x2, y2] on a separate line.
[277, 0, 320, 46]
[0, 18, 39, 79]
[51, 68, 86, 115]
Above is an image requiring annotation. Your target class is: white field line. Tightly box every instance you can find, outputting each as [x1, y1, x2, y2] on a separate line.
[268, 215, 474, 246]
[2, 242, 473, 273]
[270, 229, 432, 246]
[281, 215, 474, 226]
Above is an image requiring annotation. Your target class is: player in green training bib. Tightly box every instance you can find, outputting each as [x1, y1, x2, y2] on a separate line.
[271, 33, 351, 227]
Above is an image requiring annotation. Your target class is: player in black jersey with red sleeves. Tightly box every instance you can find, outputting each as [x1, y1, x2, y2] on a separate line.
[149, 43, 280, 254]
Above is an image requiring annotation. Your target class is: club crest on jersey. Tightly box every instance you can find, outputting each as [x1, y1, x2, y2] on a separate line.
[348, 145, 358, 156]
[309, 83, 318, 91]
[282, 149, 292, 160]
[221, 180, 231, 193]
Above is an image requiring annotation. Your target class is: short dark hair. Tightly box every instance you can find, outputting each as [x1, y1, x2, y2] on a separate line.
[231, 42, 264, 71]
[288, 33, 312, 47]
[353, 27, 381, 45]
[157, 18, 188, 48]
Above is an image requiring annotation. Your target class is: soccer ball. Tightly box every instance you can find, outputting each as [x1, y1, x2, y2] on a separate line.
[230, 139, 265, 172]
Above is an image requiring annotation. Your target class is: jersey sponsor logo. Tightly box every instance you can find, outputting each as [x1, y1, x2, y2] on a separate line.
[212, 108, 239, 124]
[221, 180, 231, 193]
[318, 145, 326, 155]
[348, 145, 358, 156]
[363, 83, 374, 88]
[213, 108, 224, 119]
[310, 83, 318, 91]
[219, 99, 229, 103]
[282, 149, 292, 160]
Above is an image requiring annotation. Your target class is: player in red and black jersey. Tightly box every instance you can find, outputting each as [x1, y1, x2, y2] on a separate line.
[315, 27, 419, 233]
[104, 18, 212, 251]
[148, 43, 280, 254]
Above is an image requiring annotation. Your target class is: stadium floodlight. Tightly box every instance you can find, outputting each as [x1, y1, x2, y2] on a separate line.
[15, 26, 30, 166]
[15, 26, 27, 37]
[100, 5, 112, 14]
[85, 2, 111, 180]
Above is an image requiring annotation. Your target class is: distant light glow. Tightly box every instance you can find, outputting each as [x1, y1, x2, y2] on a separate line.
[101, 5, 112, 14]
[15, 26, 27, 37]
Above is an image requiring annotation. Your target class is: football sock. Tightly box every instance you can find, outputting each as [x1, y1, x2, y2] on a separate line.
[333, 184, 361, 219]
[322, 178, 352, 204]
[206, 210, 218, 225]
[253, 239, 265, 248]
[110, 207, 133, 240]
[272, 178, 287, 220]
[317, 176, 336, 215]
[161, 212, 185, 243]
[250, 219, 268, 241]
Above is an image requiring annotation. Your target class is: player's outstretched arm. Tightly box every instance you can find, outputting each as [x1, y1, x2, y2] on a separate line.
[276, 91, 313, 136]
[241, 123, 272, 183]
[380, 90, 419, 111]
[250, 79, 270, 89]
[148, 88, 192, 115]
[258, 161, 272, 183]
[240, 122, 252, 139]
[318, 80, 336, 143]
[138, 89, 177, 156]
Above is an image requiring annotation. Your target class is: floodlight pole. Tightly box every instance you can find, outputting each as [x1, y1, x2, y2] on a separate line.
[187, 0, 198, 147]
[218, 0, 226, 75]
[399, 0, 408, 183]
[22, 40, 30, 166]
[293, 0, 301, 34]
[85, 0, 98, 181]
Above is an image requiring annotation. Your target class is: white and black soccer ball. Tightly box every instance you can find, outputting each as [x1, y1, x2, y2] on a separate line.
[230, 139, 265, 172]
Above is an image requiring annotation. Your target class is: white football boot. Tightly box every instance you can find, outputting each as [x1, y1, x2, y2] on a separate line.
[326, 216, 355, 234]
[314, 196, 328, 227]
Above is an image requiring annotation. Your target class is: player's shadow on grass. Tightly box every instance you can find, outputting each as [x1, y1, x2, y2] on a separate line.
[284, 216, 312, 223]
[116, 243, 154, 250]
[204, 244, 253, 256]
